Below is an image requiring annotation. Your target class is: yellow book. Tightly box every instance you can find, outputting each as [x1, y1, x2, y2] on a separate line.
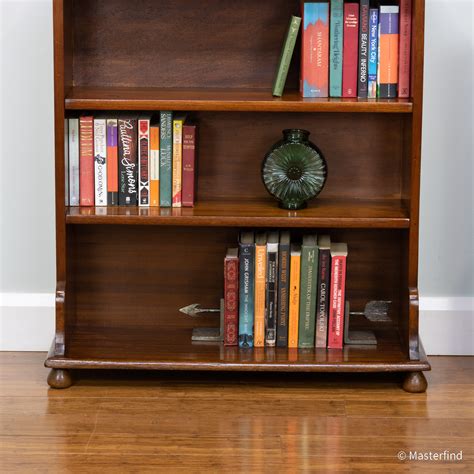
[254, 233, 267, 347]
[172, 114, 186, 207]
[288, 244, 301, 348]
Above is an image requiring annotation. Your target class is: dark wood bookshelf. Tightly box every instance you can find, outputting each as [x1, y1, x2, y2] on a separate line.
[46, 0, 430, 392]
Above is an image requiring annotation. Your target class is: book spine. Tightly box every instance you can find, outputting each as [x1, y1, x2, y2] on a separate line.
[159, 111, 172, 207]
[300, 2, 329, 98]
[239, 243, 255, 348]
[378, 6, 399, 99]
[276, 243, 290, 347]
[329, 0, 344, 97]
[265, 248, 278, 346]
[182, 124, 196, 207]
[357, 0, 370, 98]
[68, 119, 80, 206]
[342, 3, 359, 98]
[315, 249, 331, 348]
[327, 255, 347, 349]
[138, 119, 150, 207]
[272, 16, 301, 97]
[94, 118, 107, 206]
[288, 253, 300, 349]
[224, 256, 239, 346]
[64, 119, 69, 206]
[398, 0, 412, 98]
[254, 244, 266, 347]
[149, 126, 160, 207]
[106, 119, 118, 206]
[118, 118, 138, 206]
[172, 118, 183, 207]
[368, 9, 379, 99]
[79, 116, 94, 206]
[298, 246, 318, 348]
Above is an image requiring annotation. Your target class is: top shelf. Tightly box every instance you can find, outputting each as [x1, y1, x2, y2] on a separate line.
[65, 87, 413, 113]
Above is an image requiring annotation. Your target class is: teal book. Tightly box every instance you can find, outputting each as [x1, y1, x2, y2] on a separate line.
[329, 0, 344, 97]
[298, 234, 319, 348]
[272, 15, 301, 97]
[239, 231, 255, 348]
[159, 111, 172, 207]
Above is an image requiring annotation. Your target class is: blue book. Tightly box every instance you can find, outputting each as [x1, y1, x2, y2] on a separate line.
[368, 8, 379, 99]
[159, 111, 172, 207]
[329, 0, 344, 97]
[238, 232, 255, 348]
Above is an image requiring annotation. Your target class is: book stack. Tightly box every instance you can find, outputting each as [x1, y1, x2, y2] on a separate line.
[224, 231, 348, 350]
[64, 112, 198, 207]
[273, 0, 412, 99]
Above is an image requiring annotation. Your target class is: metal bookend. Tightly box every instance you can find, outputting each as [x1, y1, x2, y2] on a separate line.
[179, 300, 224, 342]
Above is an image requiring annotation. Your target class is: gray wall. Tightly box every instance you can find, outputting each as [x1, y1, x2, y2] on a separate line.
[1, 0, 473, 298]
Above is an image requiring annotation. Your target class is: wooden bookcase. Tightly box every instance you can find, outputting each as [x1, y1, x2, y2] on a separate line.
[46, 0, 430, 392]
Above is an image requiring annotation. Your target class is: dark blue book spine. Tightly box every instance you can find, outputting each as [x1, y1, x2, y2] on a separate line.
[357, 0, 370, 98]
[368, 8, 379, 98]
[238, 243, 255, 348]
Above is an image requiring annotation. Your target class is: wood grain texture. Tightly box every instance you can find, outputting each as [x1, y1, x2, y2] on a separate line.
[2, 353, 473, 473]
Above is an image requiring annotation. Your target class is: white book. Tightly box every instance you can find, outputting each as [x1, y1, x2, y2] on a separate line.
[64, 119, 69, 206]
[94, 118, 107, 206]
[138, 116, 151, 206]
[68, 118, 80, 206]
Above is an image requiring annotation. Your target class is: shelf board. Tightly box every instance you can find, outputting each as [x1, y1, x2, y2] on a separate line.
[45, 327, 430, 372]
[66, 199, 410, 228]
[65, 87, 413, 113]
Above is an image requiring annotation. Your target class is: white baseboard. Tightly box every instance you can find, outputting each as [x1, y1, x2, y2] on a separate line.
[0, 293, 473, 354]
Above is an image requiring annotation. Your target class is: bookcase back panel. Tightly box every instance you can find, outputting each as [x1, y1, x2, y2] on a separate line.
[71, 0, 301, 89]
[196, 112, 405, 201]
[67, 226, 402, 333]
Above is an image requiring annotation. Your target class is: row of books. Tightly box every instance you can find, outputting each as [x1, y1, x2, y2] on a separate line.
[223, 231, 348, 349]
[64, 112, 197, 207]
[273, 0, 411, 99]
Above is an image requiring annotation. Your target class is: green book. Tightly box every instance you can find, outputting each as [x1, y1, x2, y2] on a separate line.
[272, 15, 301, 97]
[298, 234, 319, 348]
[329, 0, 344, 97]
[159, 111, 172, 207]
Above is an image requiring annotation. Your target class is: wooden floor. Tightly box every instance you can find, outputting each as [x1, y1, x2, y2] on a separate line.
[0, 353, 472, 473]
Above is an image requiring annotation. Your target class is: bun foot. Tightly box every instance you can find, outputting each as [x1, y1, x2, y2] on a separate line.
[47, 369, 73, 389]
[403, 371, 427, 393]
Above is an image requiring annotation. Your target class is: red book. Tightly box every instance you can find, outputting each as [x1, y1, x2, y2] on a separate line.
[398, 0, 412, 98]
[79, 116, 94, 206]
[327, 243, 348, 349]
[182, 123, 197, 207]
[224, 248, 239, 346]
[342, 3, 359, 98]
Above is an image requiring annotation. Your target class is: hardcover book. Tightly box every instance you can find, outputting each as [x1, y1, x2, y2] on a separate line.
[239, 231, 255, 348]
[118, 116, 138, 206]
[224, 248, 239, 346]
[357, 0, 370, 98]
[106, 119, 118, 206]
[64, 119, 69, 206]
[149, 124, 160, 207]
[265, 231, 279, 347]
[288, 244, 301, 349]
[377, 5, 399, 99]
[272, 15, 301, 97]
[315, 235, 331, 348]
[368, 8, 379, 99]
[254, 233, 267, 347]
[298, 234, 318, 348]
[342, 3, 359, 98]
[301, 2, 329, 98]
[327, 242, 348, 349]
[182, 122, 197, 207]
[94, 118, 107, 206]
[68, 118, 80, 206]
[79, 116, 94, 206]
[329, 0, 344, 97]
[138, 116, 151, 207]
[159, 111, 173, 207]
[277, 231, 290, 347]
[172, 114, 186, 207]
[398, 0, 412, 98]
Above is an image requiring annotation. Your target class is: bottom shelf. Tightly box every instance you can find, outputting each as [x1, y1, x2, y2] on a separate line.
[45, 327, 430, 373]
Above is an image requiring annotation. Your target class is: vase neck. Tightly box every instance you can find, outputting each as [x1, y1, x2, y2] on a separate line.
[283, 129, 310, 143]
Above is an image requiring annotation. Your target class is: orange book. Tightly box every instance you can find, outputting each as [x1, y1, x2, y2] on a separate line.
[288, 244, 301, 348]
[254, 233, 267, 347]
[150, 126, 160, 207]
